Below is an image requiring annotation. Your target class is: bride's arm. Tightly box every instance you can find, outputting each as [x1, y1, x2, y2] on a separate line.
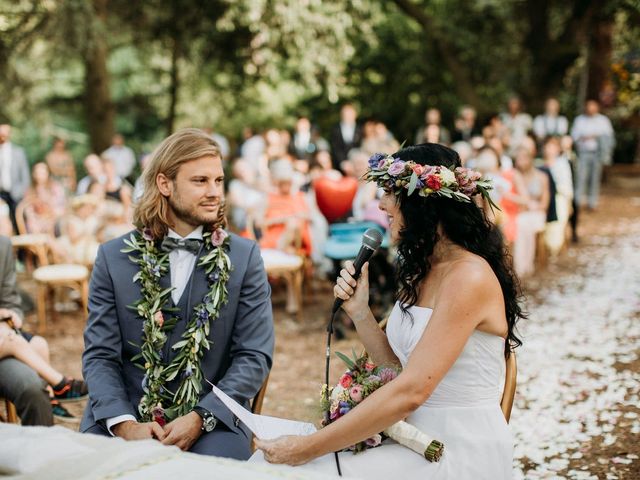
[335, 261, 399, 366]
[257, 265, 493, 465]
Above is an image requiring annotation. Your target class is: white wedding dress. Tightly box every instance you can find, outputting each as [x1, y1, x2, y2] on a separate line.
[252, 303, 513, 479]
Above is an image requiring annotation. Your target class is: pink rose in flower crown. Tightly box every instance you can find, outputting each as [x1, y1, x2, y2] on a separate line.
[211, 228, 228, 247]
[387, 160, 406, 177]
[154, 310, 164, 328]
[411, 164, 424, 177]
[350, 385, 364, 403]
[340, 373, 353, 389]
[426, 174, 442, 191]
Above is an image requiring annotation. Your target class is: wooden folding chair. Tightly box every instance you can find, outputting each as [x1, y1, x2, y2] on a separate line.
[0, 399, 19, 423]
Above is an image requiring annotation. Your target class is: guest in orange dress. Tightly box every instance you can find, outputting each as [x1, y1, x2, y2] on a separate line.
[259, 160, 312, 256]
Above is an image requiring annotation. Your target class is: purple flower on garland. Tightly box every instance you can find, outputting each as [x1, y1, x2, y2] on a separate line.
[208, 269, 221, 283]
[142, 228, 154, 242]
[196, 308, 209, 327]
[387, 160, 406, 176]
[183, 364, 193, 379]
[368, 152, 386, 168]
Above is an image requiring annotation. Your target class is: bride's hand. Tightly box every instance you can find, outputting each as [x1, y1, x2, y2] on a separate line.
[334, 260, 370, 321]
[255, 435, 314, 466]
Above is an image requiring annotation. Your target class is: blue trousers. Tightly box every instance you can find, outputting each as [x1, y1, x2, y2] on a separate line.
[575, 151, 602, 209]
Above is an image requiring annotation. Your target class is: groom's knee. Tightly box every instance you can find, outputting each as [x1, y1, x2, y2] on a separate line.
[189, 428, 252, 460]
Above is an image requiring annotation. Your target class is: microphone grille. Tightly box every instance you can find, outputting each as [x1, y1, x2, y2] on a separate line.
[362, 228, 384, 250]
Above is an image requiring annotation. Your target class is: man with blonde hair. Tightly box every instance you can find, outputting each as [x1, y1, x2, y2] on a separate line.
[81, 128, 274, 459]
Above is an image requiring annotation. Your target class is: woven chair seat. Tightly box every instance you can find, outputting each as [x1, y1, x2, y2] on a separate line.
[33, 264, 89, 283]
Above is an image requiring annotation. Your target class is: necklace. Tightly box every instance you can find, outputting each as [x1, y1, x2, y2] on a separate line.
[122, 226, 232, 424]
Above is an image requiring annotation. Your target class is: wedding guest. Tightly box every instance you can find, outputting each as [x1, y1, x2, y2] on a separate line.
[22, 162, 66, 235]
[0, 124, 31, 233]
[255, 143, 523, 479]
[82, 129, 273, 460]
[512, 146, 549, 278]
[361, 121, 399, 157]
[101, 156, 133, 216]
[474, 147, 510, 226]
[347, 149, 379, 222]
[0, 236, 86, 424]
[203, 127, 230, 160]
[415, 108, 450, 145]
[542, 137, 573, 255]
[227, 159, 266, 233]
[560, 135, 580, 243]
[570, 99, 615, 210]
[288, 116, 329, 161]
[0, 200, 12, 236]
[133, 153, 152, 203]
[330, 103, 363, 169]
[500, 96, 533, 155]
[45, 137, 77, 194]
[533, 98, 569, 143]
[451, 105, 481, 143]
[259, 160, 312, 256]
[76, 154, 106, 195]
[102, 133, 136, 180]
[487, 136, 514, 171]
[451, 141, 473, 167]
[51, 215, 100, 266]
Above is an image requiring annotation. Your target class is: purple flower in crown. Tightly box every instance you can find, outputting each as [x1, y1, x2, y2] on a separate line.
[211, 228, 228, 247]
[387, 160, 406, 177]
[339, 401, 351, 415]
[369, 153, 386, 169]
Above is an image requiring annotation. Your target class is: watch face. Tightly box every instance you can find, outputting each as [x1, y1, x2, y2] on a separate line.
[203, 415, 217, 432]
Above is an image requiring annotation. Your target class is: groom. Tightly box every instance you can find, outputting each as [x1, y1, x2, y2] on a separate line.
[81, 128, 274, 460]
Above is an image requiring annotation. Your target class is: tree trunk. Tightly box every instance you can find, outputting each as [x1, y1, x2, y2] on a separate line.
[166, 37, 180, 136]
[586, 13, 614, 103]
[84, 0, 114, 154]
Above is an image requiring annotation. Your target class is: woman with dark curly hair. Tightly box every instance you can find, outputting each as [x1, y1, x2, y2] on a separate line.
[255, 143, 524, 479]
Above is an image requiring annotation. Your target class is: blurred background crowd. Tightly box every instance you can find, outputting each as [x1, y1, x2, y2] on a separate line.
[0, 94, 617, 283]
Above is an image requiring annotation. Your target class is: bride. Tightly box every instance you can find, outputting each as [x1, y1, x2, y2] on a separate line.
[254, 143, 524, 479]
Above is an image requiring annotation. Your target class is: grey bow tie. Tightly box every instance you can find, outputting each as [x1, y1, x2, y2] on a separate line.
[161, 237, 202, 254]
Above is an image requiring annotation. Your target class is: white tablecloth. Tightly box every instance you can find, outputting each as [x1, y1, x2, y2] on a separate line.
[0, 424, 344, 480]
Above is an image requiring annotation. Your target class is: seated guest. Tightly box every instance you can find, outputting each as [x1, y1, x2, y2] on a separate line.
[101, 156, 133, 218]
[512, 146, 550, 278]
[451, 105, 482, 142]
[76, 154, 106, 195]
[227, 159, 266, 233]
[0, 236, 86, 424]
[22, 162, 66, 235]
[51, 215, 100, 266]
[101, 133, 136, 180]
[45, 137, 77, 194]
[0, 199, 12, 236]
[259, 160, 312, 256]
[415, 107, 450, 145]
[543, 137, 573, 256]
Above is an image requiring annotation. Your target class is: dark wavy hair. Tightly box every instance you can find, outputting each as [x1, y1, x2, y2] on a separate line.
[392, 143, 524, 357]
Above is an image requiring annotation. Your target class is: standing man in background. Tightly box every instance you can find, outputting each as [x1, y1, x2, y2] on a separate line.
[0, 124, 30, 234]
[571, 99, 615, 211]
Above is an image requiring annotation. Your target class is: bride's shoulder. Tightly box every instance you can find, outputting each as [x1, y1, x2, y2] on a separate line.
[441, 254, 500, 294]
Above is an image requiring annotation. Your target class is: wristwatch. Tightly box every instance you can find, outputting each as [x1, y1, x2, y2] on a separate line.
[192, 406, 217, 433]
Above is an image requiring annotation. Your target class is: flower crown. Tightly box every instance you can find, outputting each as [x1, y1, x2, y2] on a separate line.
[364, 152, 496, 207]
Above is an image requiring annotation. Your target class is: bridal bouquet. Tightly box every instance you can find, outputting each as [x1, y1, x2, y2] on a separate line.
[321, 351, 444, 462]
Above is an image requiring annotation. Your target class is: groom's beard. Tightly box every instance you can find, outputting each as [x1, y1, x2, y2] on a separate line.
[168, 193, 221, 228]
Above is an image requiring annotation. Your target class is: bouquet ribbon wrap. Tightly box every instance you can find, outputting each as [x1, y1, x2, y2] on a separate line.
[383, 421, 444, 462]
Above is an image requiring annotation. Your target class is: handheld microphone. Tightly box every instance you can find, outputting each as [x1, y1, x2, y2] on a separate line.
[332, 228, 384, 314]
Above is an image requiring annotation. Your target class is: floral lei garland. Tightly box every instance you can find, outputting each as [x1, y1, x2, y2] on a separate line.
[122, 227, 232, 425]
[364, 152, 498, 209]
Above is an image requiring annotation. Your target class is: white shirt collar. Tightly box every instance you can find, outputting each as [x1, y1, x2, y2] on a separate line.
[167, 225, 204, 240]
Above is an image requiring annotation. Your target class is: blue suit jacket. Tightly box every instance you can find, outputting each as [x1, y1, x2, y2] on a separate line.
[80, 231, 274, 437]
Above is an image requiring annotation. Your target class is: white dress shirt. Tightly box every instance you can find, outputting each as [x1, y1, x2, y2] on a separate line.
[0, 142, 12, 192]
[106, 226, 204, 434]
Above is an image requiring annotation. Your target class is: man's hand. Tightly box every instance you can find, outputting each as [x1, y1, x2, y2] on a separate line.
[0, 308, 22, 329]
[112, 420, 166, 441]
[161, 411, 203, 451]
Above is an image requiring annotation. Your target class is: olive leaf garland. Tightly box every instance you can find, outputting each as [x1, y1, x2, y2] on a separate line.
[121, 227, 232, 424]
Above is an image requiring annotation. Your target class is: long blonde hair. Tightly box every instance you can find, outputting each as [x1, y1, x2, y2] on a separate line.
[133, 128, 225, 239]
